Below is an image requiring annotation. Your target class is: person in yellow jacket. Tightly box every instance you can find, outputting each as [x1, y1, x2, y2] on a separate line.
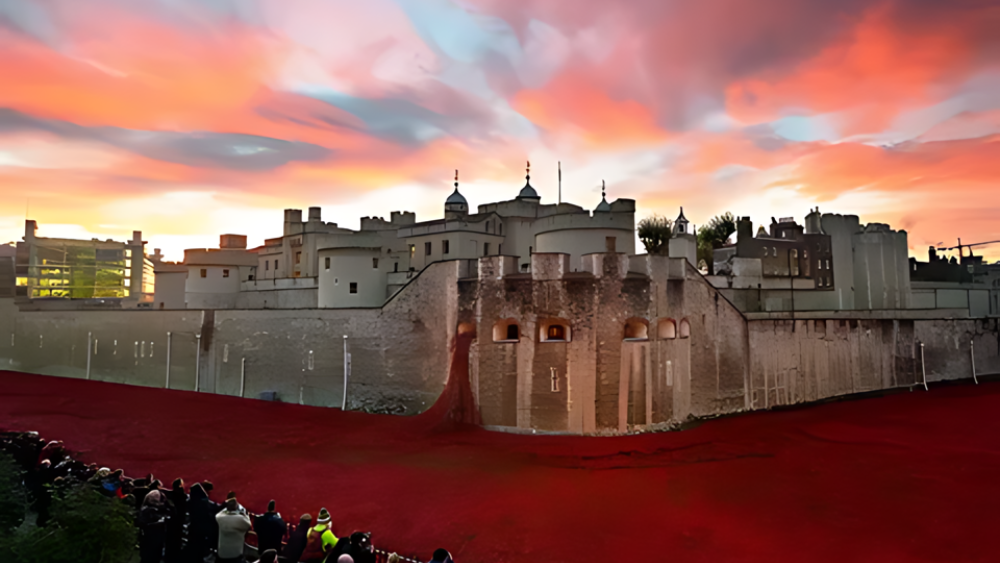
[300, 507, 338, 562]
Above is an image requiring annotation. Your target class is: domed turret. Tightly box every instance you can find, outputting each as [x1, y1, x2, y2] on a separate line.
[595, 180, 611, 212]
[516, 161, 541, 201]
[445, 170, 468, 219]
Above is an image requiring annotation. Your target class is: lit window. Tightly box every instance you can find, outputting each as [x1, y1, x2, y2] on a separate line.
[200, 269, 207, 278]
[826, 259, 830, 269]
[223, 269, 230, 278]
[547, 325, 565, 340]
[349, 282, 357, 294]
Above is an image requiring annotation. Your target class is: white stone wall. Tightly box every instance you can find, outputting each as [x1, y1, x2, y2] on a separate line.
[185, 266, 242, 308]
[317, 249, 386, 308]
[535, 227, 634, 271]
[153, 271, 186, 309]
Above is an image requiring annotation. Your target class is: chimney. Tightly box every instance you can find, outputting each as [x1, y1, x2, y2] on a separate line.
[308, 207, 322, 222]
[736, 217, 753, 242]
[24, 220, 37, 241]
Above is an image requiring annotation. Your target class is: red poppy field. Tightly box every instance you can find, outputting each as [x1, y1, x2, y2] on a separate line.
[2, 368, 999, 562]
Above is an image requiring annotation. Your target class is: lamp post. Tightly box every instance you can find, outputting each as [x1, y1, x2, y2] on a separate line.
[86, 331, 92, 380]
[165, 331, 172, 389]
[194, 334, 201, 392]
[342, 335, 350, 410]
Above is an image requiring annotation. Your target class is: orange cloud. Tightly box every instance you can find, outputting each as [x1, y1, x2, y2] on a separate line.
[0, 14, 283, 132]
[725, 4, 979, 135]
[512, 72, 668, 149]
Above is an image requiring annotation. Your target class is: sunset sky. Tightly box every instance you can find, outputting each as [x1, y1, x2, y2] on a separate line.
[1, 0, 998, 261]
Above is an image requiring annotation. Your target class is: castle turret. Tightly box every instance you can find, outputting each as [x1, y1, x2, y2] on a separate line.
[445, 170, 468, 220]
[516, 161, 541, 202]
[594, 180, 611, 213]
[674, 207, 690, 235]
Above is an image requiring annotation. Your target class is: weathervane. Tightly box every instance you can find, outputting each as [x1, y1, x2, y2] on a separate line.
[454, 169, 459, 189]
[526, 160, 531, 181]
[602, 180, 606, 199]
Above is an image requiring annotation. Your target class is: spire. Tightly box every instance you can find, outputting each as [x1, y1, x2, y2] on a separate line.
[526, 160, 530, 182]
[602, 180, 606, 199]
[454, 169, 459, 189]
[675, 206, 690, 234]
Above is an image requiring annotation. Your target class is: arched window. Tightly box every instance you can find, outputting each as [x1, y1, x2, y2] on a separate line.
[623, 318, 649, 341]
[679, 318, 691, 339]
[657, 318, 677, 339]
[493, 319, 520, 343]
[539, 319, 571, 342]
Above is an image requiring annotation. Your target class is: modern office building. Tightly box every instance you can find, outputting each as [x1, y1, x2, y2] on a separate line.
[15, 220, 154, 307]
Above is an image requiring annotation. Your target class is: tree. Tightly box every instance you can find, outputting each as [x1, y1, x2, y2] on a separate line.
[0, 452, 137, 563]
[697, 212, 737, 275]
[638, 215, 674, 255]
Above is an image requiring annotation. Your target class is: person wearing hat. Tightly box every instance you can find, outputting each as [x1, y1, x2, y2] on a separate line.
[300, 508, 338, 562]
[216, 497, 252, 562]
[284, 513, 312, 563]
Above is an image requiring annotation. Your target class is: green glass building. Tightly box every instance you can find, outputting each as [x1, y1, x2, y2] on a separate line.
[15, 221, 154, 304]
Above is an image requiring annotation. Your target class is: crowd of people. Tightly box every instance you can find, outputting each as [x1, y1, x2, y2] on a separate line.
[1, 432, 456, 563]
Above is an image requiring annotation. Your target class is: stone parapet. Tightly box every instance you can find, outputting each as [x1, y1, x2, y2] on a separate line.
[531, 253, 571, 281]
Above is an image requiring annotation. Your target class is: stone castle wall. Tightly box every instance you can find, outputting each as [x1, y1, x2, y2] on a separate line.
[0, 261, 460, 414]
[2, 253, 998, 434]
